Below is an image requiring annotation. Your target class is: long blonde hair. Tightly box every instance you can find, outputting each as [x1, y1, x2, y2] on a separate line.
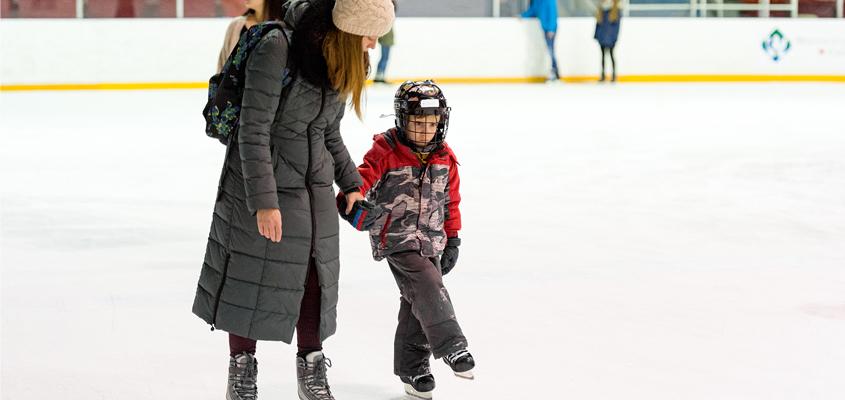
[323, 29, 370, 119]
[596, 0, 620, 23]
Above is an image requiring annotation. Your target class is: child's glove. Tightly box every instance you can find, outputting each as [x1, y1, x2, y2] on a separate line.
[337, 196, 385, 231]
[439, 237, 461, 275]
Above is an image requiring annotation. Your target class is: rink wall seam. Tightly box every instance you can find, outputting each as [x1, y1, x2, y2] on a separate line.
[1, 18, 844, 90]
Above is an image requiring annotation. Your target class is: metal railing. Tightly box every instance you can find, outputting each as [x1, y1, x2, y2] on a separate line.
[623, 0, 798, 18]
[53, 0, 845, 18]
[490, 0, 843, 18]
[71, 0, 186, 18]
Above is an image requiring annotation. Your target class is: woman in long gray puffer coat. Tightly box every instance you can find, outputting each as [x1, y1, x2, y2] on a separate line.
[192, 1, 394, 399]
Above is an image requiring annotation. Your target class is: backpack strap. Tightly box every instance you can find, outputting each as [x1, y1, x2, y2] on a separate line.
[206, 23, 278, 143]
[274, 26, 296, 130]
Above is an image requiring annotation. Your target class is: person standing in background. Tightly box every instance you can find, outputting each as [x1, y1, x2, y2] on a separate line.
[373, 26, 394, 83]
[374, 0, 396, 83]
[594, 0, 621, 82]
[217, 0, 280, 73]
[521, 0, 560, 82]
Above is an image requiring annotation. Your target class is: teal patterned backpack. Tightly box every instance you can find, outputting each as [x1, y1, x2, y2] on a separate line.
[203, 22, 290, 144]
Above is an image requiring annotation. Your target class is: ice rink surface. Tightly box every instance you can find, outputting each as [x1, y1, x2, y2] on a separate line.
[2, 83, 844, 399]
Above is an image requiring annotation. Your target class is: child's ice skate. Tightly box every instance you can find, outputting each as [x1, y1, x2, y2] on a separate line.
[400, 373, 435, 399]
[442, 349, 475, 380]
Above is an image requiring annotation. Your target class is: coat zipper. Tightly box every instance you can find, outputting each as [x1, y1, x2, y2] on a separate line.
[305, 87, 327, 258]
[415, 162, 430, 227]
[211, 181, 238, 331]
[210, 139, 240, 330]
[209, 252, 232, 331]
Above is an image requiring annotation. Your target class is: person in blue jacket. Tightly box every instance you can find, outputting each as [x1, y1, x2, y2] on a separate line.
[521, 0, 560, 81]
[594, 0, 621, 82]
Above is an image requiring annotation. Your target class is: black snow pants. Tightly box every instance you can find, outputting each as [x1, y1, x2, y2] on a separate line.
[386, 251, 468, 377]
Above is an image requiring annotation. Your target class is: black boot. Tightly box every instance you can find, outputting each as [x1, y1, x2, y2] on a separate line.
[401, 374, 436, 399]
[442, 349, 475, 379]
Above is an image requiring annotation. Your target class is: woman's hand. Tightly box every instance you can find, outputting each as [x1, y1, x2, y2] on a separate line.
[257, 208, 282, 243]
[344, 191, 365, 214]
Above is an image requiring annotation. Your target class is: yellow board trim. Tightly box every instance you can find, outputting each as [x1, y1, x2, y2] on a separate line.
[375, 75, 845, 84]
[2, 75, 844, 91]
[0, 82, 209, 91]
[609, 75, 845, 83]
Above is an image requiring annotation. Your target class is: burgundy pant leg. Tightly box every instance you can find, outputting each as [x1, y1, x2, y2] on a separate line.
[296, 258, 322, 357]
[229, 333, 257, 357]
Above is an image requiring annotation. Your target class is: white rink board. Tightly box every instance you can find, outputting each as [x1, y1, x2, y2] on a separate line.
[1, 18, 844, 85]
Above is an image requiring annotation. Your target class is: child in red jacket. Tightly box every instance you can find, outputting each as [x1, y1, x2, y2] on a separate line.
[338, 80, 474, 399]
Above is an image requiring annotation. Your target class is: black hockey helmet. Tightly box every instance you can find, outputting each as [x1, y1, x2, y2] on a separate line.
[393, 80, 451, 152]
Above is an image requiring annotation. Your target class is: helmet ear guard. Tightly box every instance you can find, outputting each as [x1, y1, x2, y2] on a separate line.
[393, 80, 451, 152]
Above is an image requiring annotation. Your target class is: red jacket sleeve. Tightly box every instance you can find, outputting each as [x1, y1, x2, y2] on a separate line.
[444, 159, 461, 238]
[356, 136, 387, 196]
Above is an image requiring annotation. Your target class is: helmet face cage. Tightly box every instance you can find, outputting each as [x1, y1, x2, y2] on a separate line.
[393, 80, 451, 152]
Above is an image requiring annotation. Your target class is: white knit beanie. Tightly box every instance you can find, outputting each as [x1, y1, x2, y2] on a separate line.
[332, 0, 395, 37]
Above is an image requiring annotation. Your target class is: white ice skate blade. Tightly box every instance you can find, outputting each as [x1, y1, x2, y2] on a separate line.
[454, 369, 475, 380]
[404, 383, 433, 399]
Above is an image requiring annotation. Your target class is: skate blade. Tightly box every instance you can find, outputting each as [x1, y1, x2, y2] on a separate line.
[404, 383, 433, 399]
[453, 369, 475, 380]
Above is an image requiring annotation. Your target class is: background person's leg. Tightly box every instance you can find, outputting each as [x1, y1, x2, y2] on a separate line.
[600, 46, 607, 81]
[376, 45, 392, 83]
[609, 46, 617, 81]
[544, 31, 560, 80]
